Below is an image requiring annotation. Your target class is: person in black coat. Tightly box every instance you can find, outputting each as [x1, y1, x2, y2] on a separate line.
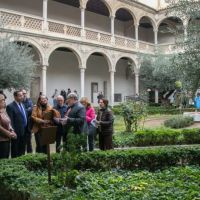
[60, 93, 86, 135]
[6, 90, 27, 158]
[56, 93, 86, 150]
[96, 98, 114, 150]
[54, 95, 68, 152]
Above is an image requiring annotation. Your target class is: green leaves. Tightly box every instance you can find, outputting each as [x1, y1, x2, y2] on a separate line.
[0, 34, 37, 90]
[120, 101, 147, 132]
[164, 115, 194, 128]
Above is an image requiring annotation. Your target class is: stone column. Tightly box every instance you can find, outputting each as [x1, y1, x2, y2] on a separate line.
[154, 28, 158, 45]
[135, 72, 139, 95]
[43, 0, 48, 31]
[110, 15, 115, 44]
[80, 6, 86, 37]
[80, 68, 85, 98]
[110, 70, 115, 106]
[183, 20, 188, 40]
[135, 23, 139, 48]
[41, 65, 47, 95]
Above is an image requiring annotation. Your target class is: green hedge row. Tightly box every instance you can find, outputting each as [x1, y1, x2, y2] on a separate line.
[111, 105, 196, 115]
[1, 145, 200, 172]
[114, 128, 200, 147]
[1, 145, 200, 199]
[145, 107, 195, 115]
[76, 145, 200, 171]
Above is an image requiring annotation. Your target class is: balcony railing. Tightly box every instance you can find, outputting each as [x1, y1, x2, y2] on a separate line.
[0, 9, 175, 54]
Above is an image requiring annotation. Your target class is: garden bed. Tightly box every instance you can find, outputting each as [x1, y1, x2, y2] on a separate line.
[0, 145, 200, 199]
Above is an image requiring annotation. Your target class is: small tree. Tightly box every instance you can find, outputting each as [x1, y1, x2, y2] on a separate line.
[139, 53, 178, 94]
[120, 100, 147, 132]
[167, 0, 200, 95]
[0, 32, 37, 90]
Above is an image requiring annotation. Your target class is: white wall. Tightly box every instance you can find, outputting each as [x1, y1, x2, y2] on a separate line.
[115, 59, 135, 101]
[47, 51, 80, 101]
[0, 0, 42, 16]
[85, 55, 110, 104]
[48, 1, 81, 25]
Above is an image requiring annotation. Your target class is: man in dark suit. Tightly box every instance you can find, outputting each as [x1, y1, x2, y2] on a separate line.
[6, 90, 27, 158]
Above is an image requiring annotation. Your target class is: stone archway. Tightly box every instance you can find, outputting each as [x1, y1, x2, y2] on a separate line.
[85, 51, 111, 104]
[115, 56, 137, 102]
[47, 47, 81, 103]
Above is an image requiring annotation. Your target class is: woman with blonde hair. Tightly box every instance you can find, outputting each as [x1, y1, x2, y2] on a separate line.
[80, 97, 96, 151]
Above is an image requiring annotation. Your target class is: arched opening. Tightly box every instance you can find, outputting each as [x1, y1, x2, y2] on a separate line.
[85, 0, 110, 32]
[115, 8, 135, 38]
[48, 47, 80, 103]
[158, 17, 183, 44]
[86, 52, 110, 105]
[115, 57, 135, 102]
[188, 17, 200, 38]
[139, 16, 154, 43]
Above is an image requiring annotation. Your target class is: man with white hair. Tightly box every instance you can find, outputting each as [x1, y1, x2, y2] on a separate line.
[53, 95, 67, 152]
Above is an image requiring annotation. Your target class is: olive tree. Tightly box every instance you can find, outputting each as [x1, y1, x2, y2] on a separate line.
[0, 32, 37, 90]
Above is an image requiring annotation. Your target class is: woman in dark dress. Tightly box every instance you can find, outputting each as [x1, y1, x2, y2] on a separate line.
[96, 98, 114, 150]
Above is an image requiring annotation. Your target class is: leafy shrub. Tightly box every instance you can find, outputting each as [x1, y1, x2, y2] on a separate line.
[113, 128, 200, 147]
[76, 145, 200, 171]
[164, 115, 194, 128]
[182, 129, 200, 144]
[1, 146, 200, 199]
[111, 105, 121, 115]
[113, 132, 135, 147]
[75, 166, 200, 200]
[147, 106, 195, 115]
[120, 101, 147, 132]
[133, 128, 182, 146]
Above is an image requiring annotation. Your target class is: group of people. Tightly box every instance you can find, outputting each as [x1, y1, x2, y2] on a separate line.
[51, 88, 79, 107]
[0, 89, 114, 159]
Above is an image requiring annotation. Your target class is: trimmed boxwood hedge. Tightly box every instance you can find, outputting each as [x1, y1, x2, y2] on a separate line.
[76, 145, 200, 171]
[113, 128, 200, 147]
[1, 145, 200, 199]
[111, 105, 196, 115]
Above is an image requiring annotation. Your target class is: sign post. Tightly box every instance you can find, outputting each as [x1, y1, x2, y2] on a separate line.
[40, 126, 57, 184]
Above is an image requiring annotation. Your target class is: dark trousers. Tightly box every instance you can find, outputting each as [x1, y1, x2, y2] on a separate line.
[11, 135, 26, 158]
[99, 133, 113, 150]
[56, 125, 67, 153]
[0, 141, 10, 159]
[34, 132, 47, 154]
[25, 126, 32, 153]
[88, 124, 96, 151]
